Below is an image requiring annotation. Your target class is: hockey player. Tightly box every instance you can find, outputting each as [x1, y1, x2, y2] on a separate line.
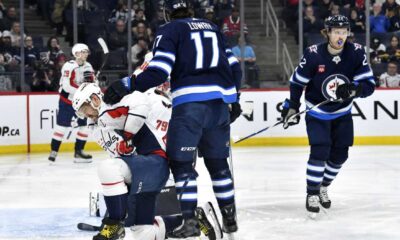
[73, 82, 220, 240]
[102, 0, 243, 238]
[48, 43, 95, 163]
[281, 15, 375, 216]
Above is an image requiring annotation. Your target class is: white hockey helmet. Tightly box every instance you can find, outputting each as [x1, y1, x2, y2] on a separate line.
[72, 43, 90, 58]
[73, 82, 102, 118]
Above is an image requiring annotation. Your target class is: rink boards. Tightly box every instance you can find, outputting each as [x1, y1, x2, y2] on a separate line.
[0, 89, 399, 153]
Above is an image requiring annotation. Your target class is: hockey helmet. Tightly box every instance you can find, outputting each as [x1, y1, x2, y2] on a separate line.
[73, 82, 102, 118]
[72, 43, 90, 58]
[163, 0, 191, 21]
[324, 15, 350, 31]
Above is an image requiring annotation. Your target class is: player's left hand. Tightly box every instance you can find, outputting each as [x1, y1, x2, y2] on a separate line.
[281, 99, 300, 129]
[229, 102, 242, 123]
[103, 76, 134, 105]
[336, 83, 362, 100]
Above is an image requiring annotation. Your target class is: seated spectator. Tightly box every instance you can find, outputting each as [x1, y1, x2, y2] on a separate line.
[330, 4, 340, 16]
[30, 65, 58, 92]
[214, 0, 234, 21]
[108, 19, 129, 50]
[303, 6, 323, 33]
[24, 36, 39, 69]
[389, 6, 400, 31]
[149, 8, 166, 34]
[382, 0, 399, 15]
[318, 0, 333, 20]
[133, 21, 152, 43]
[232, 36, 259, 88]
[108, 0, 135, 23]
[204, 7, 219, 26]
[130, 37, 149, 67]
[350, 8, 365, 33]
[222, 8, 248, 45]
[384, 35, 400, 60]
[333, 0, 351, 9]
[131, 8, 148, 29]
[0, 53, 12, 91]
[370, 3, 390, 33]
[368, 37, 387, 64]
[0, 31, 20, 71]
[379, 60, 400, 87]
[1, 7, 17, 31]
[10, 22, 26, 47]
[44, 36, 64, 69]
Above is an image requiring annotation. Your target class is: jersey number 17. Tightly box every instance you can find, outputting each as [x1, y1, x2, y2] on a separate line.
[191, 31, 220, 70]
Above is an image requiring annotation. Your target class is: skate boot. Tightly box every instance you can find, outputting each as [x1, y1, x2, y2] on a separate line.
[93, 217, 125, 240]
[167, 217, 200, 238]
[221, 203, 238, 233]
[196, 206, 217, 240]
[319, 186, 331, 209]
[48, 151, 57, 162]
[306, 194, 320, 218]
[74, 150, 93, 163]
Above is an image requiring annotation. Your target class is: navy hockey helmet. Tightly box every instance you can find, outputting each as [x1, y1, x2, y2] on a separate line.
[163, 0, 191, 21]
[324, 15, 350, 31]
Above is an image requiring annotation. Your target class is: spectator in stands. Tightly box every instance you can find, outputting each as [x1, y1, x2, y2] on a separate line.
[10, 22, 26, 47]
[30, 65, 58, 92]
[368, 37, 387, 64]
[318, 0, 333, 20]
[2, 7, 17, 31]
[379, 60, 400, 87]
[133, 21, 152, 43]
[303, 6, 324, 33]
[0, 31, 19, 71]
[108, 0, 135, 23]
[149, 8, 166, 34]
[0, 1, 7, 31]
[204, 7, 219, 26]
[232, 36, 259, 88]
[44, 36, 64, 69]
[389, 5, 400, 31]
[385, 35, 400, 60]
[382, 0, 399, 15]
[214, 0, 234, 21]
[370, 3, 390, 33]
[333, 0, 351, 9]
[131, 8, 148, 29]
[24, 36, 39, 69]
[330, 4, 340, 16]
[350, 8, 365, 33]
[222, 7, 248, 45]
[130, 36, 149, 67]
[0, 53, 12, 91]
[108, 19, 129, 51]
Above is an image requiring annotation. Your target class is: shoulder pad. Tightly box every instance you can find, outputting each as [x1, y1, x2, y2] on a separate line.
[307, 44, 319, 54]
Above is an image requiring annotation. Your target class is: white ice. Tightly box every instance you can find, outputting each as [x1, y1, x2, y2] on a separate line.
[0, 146, 399, 240]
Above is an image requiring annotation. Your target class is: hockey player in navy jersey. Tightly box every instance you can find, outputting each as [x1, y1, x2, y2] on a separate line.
[102, 0, 242, 237]
[281, 15, 375, 216]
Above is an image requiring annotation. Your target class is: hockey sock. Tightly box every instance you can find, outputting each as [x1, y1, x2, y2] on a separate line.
[322, 161, 342, 187]
[175, 173, 198, 219]
[135, 192, 157, 225]
[50, 139, 62, 152]
[211, 169, 235, 209]
[74, 139, 86, 152]
[162, 215, 183, 233]
[306, 159, 325, 195]
[104, 193, 128, 221]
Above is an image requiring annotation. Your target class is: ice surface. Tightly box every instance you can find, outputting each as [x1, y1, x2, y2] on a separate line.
[0, 146, 399, 240]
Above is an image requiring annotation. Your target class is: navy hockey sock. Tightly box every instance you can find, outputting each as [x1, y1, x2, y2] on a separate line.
[175, 174, 198, 219]
[162, 215, 183, 233]
[211, 169, 235, 209]
[74, 139, 86, 152]
[50, 139, 62, 152]
[306, 159, 325, 195]
[322, 161, 342, 187]
[104, 194, 128, 221]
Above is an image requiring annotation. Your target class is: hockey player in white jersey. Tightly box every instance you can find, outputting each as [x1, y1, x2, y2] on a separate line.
[48, 43, 95, 163]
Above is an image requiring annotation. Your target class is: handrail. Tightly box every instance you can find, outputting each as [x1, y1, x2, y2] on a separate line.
[282, 42, 294, 82]
[265, 0, 279, 64]
[260, 0, 264, 25]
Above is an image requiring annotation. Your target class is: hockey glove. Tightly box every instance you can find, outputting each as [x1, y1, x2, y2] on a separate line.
[335, 83, 362, 100]
[229, 102, 242, 123]
[281, 98, 300, 129]
[116, 131, 134, 156]
[103, 75, 135, 104]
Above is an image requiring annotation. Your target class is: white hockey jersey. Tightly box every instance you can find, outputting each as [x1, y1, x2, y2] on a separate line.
[91, 88, 172, 158]
[59, 60, 95, 104]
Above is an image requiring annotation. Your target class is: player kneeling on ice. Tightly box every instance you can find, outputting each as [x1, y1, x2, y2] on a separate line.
[73, 82, 220, 240]
[281, 15, 375, 217]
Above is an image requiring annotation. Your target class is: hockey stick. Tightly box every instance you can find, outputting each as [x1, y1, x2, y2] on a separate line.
[226, 146, 236, 240]
[96, 38, 109, 79]
[234, 98, 337, 144]
[77, 222, 101, 231]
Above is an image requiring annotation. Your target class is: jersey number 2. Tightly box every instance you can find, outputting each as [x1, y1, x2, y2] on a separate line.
[191, 31, 220, 70]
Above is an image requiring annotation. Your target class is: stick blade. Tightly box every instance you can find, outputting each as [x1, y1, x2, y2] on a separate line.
[97, 38, 109, 54]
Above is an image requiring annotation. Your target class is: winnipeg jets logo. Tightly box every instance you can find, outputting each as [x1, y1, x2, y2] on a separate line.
[321, 74, 350, 100]
[332, 56, 341, 64]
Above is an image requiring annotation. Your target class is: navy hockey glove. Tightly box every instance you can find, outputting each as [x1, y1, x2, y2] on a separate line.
[336, 83, 362, 100]
[103, 75, 135, 105]
[281, 99, 300, 129]
[229, 102, 242, 123]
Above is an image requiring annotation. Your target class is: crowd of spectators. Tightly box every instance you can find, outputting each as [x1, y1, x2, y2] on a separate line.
[282, 0, 400, 88]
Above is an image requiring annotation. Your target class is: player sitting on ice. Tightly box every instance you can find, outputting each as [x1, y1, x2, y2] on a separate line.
[48, 43, 96, 163]
[73, 82, 219, 240]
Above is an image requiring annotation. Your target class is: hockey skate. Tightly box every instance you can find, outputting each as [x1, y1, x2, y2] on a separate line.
[93, 217, 125, 240]
[74, 150, 92, 163]
[319, 186, 331, 209]
[221, 203, 238, 233]
[48, 151, 57, 162]
[167, 217, 200, 238]
[306, 194, 320, 219]
[195, 202, 223, 240]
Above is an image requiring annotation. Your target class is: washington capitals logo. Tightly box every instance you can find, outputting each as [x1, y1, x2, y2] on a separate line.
[321, 74, 350, 100]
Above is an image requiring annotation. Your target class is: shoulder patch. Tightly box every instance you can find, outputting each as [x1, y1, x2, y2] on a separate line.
[354, 43, 363, 51]
[308, 45, 318, 54]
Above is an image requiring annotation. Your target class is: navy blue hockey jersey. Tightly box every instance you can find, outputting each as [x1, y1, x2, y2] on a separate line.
[135, 18, 241, 107]
[290, 42, 375, 120]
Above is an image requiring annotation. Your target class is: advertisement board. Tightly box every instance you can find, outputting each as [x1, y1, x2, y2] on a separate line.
[0, 95, 27, 146]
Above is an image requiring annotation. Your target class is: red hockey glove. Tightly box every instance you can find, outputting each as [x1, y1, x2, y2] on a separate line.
[116, 131, 134, 156]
